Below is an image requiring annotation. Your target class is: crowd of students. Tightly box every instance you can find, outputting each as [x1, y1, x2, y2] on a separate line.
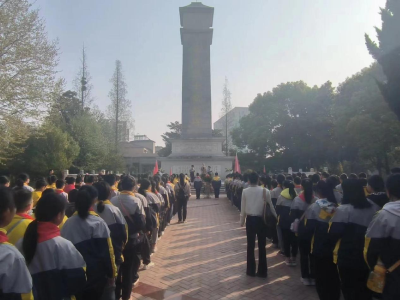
[0, 171, 191, 300]
[230, 168, 400, 300]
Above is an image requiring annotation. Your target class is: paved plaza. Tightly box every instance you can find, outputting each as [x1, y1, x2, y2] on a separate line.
[132, 195, 319, 300]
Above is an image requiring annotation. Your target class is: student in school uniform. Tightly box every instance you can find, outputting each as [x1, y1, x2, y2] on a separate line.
[276, 180, 298, 266]
[365, 174, 400, 300]
[174, 174, 191, 223]
[18, 193, 87, 300]
[63, 177, 76, 194]
[15, 173, 34, 192]
[336, 173, 348, 194]
[104, 174, 120, 199]
[149, 179, 164, 250]
[303, 180, 340, 300]
[292, 179, 318, 285]
[212, 173, 222, 199]
[32, 178, 47, 208]
[329, 179, 379, 300]
[5, 188, 34, 245]
[111, 176, 146, 300]
[47, 175, 57, 189]
[61, 185, 117, 300]
[55, 179, 68, 201]
[93, 181, 127, 300]
[134, 186, 155, 270]
[271, 174, 285, 251]
[139, 179, 160, 254]
[294, 176, 302, 195]
[0, 187, 33, 300]
[193, 173, 203, 200]
[366, 174, 389, 208]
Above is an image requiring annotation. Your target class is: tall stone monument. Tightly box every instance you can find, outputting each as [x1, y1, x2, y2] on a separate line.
[160, 2, 233, 178]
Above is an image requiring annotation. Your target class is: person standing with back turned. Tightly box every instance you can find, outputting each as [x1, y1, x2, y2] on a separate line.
[174, 173, 191, 223]
[240, 172, 277, 278]
[212, 173, 222, 199]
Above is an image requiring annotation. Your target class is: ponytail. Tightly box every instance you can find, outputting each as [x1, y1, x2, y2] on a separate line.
[301, 179, 313, 204]
[139, 179, 150, 197]
[23, 193, 66, 264]
[23, 220, 39, 264]
[153, 175, 161, 192]
[150, 179, 157, 194]
[93, 181, 110, 213]
[179, 173, 185, 186]
[284, 180, 296, 200]
[75, 185, 98, 219]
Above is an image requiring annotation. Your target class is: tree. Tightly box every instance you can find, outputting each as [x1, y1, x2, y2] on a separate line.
[158, 121, 222, 157]
[220, 77, 232, 156]
[232, 81, 335, 171]
[333, 64, 400, 174]
[107, 60, 132, 149]
[158, 121, 182, 157]
[73, 45, 93, 108]
[10, 126, 80, 178]
[0, 0, 58, 118]
[0, 0, 58, 164]
[365, 1, 400, 120]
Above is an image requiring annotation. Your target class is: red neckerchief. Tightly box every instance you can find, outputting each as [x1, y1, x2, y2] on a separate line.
[37, 222, 60, 243]
[89, 206, 94, 212]
[17, 213, 34, 220]
[55, 189, 64, 194]
[0, 229, 8, 243]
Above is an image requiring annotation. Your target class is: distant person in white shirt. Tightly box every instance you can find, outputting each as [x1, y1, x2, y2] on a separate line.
[240, 172, 276, 278]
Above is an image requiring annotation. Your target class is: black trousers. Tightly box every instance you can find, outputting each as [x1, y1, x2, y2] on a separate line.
[338, 266, 371, 300]
[299, 238, 315, 279]
[271, 223, 279, 244]
[195, 188, 201, 199]
[77, 277, 107, 300]
[281, 228, 298, 258]
[115, 242, 141, 300]
[214, 188, 220, 198]
[315, 256, 341, 300]
[177, 197, 188, 221]
[141, 234, 151, 265]
[246, 216, 267, 276]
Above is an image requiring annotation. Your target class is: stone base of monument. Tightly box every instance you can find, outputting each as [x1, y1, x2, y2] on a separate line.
[159, 138, 234, 179]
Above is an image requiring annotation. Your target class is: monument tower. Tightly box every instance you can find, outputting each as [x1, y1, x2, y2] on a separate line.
[180, 2, 213, 139]
[159, 2, 233, 178]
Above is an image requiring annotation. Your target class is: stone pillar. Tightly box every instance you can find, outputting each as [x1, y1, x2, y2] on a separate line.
[180, 2, 214, 139]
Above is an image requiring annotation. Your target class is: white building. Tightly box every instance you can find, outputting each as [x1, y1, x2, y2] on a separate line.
[214, 107, 249, 149]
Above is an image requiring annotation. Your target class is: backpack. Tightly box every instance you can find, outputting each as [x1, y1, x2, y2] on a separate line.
[177, 183, 186, 199]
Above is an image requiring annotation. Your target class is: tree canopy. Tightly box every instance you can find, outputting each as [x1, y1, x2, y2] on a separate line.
[365, 0, 400, 120]
[232, 64, 400, 175]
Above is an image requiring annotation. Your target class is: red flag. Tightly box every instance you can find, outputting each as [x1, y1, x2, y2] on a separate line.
[234, 153, 241, 174]
[153, 160, 159, 175]
[263, 165, 266, 174]
[169, 167, 172, 176]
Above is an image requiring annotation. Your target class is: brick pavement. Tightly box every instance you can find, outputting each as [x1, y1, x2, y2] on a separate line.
[132, 196, 319, 300]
